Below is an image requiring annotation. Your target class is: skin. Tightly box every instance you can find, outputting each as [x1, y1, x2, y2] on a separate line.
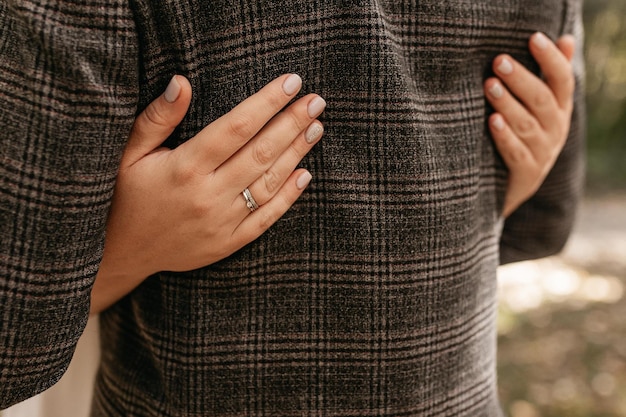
[91, 33, 576, 314]
[486, 33, 576, 217]
[91, 74, 325, 313]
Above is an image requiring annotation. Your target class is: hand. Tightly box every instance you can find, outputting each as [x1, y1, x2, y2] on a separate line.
[91, 74, 325, 314]
[484, 32, 576, 218]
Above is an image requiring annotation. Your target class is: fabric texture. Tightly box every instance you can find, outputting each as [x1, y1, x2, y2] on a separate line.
[0, 0, 139, 408]
[1, 0, 585, 415]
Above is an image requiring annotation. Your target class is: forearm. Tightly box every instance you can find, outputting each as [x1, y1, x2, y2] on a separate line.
[90, 244, 153, 315]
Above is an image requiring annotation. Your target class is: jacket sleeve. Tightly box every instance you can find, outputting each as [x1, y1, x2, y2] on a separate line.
[0, 1, 139, 407]
[499, 1, 586, 265]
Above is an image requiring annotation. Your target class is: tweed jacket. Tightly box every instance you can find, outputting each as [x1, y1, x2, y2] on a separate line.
[1, 0, 585, 415]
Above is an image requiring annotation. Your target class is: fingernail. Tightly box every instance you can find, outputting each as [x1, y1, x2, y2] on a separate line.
[305, 123, 324, 144]
[492, 114, 505, 131]
[164, 76, 181, 103]
[307, 96, 327, 118]
[497, 58, 513, 75]
[488, 82, 503, 99]
[532, 32, 549, 50]
[296, 171, 312, 190]
[282, 74, 302, 95]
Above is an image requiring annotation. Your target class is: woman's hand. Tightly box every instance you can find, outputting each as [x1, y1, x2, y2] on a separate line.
[485, 33, 576, 218]
[91, 74, 325, 314]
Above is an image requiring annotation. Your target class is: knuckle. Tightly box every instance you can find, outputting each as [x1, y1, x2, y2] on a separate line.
[532, 91, 552, 109]
[193, 202, 210, 219]
[143, 103, 170, 128]
[252, 137, 277, 166]
[227, 112, 256, 140]
[171, 165, 193, 185]
[261, 88, 287, 112]
[514, 118, 539, 138]
[171, 155, 197, 183]
[263, 169, 282, 194]
[188, 197, 212, 219]
[505, 146, 531, 166]
[284, 108, 308, 133]
[287, 143, 304, 161]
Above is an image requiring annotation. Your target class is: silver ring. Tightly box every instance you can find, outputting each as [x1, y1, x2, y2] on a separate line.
[242, 187, 259, 212]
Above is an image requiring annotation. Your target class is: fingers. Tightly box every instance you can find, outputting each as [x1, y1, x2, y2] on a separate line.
[488, 113, 534, 168]
[215, 93, 326, 194]
[177, 74, 304, 173]
[491, 33, 574, 121]
[489, 113, 544, 218]
[528, 32, 575, 110]
[486, 32, 575, 140]
[485, 77, 544, 151]
[489, 54, 559, 132]
[485, 33, 576, 217]
[556, 34, 576, 63]
[485, 32, 575, 156]
[239, 120, 324, 211]
[233, 169, 313, 246]
[124, 76, 192, 167]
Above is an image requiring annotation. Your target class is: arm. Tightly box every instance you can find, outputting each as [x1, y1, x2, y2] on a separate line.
[486, 16, 585, 263]
[500, 31, 584, 264]
[91, 74, 325, 314]
[0, 1, 138, 407]
[485, 33, 576, 218]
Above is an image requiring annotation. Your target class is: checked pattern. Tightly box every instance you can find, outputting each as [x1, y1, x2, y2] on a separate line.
[1, 0, 585, 415]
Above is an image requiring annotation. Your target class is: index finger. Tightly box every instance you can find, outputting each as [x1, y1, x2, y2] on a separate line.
[178, 73, 303, 173]
[529, 32, 575, 111]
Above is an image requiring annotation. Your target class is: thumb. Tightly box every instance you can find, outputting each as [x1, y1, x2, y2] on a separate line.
[122, 75, 192, 166]
[556, 34, 576, 63]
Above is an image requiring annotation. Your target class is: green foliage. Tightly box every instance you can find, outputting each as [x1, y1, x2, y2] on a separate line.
[583, 0, 626, 191]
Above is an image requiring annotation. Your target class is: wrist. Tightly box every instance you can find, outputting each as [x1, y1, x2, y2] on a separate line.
[90, 248, 154, 314]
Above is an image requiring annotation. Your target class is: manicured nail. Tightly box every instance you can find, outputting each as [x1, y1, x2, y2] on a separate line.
[282, 74, 302, 95]
[305, 122, 324, 144]
[497, 58, 513, 75]
[489, 82, 503, 99]
[296, 171, 312, 190]
[307, 96, 327, 118]
[532, 32, 549, 50]
[491, 114, 505, 131]
[164, 76, 181, 103]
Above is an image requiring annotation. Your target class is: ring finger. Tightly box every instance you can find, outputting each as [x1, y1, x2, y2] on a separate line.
[485, 77, 543, 150]
[215, 93, 325, 208]
[215, 94, 326, 193]
[492, 54, 559, 130]
[488, 113, 534, 169]
[236, 120, 324, 214]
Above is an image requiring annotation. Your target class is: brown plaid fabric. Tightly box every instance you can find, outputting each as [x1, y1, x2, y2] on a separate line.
[1, 0, 585, 415]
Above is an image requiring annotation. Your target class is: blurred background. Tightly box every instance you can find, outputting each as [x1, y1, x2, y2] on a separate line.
[2, 1, 625, 417]
[498, 1, 626, 416]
